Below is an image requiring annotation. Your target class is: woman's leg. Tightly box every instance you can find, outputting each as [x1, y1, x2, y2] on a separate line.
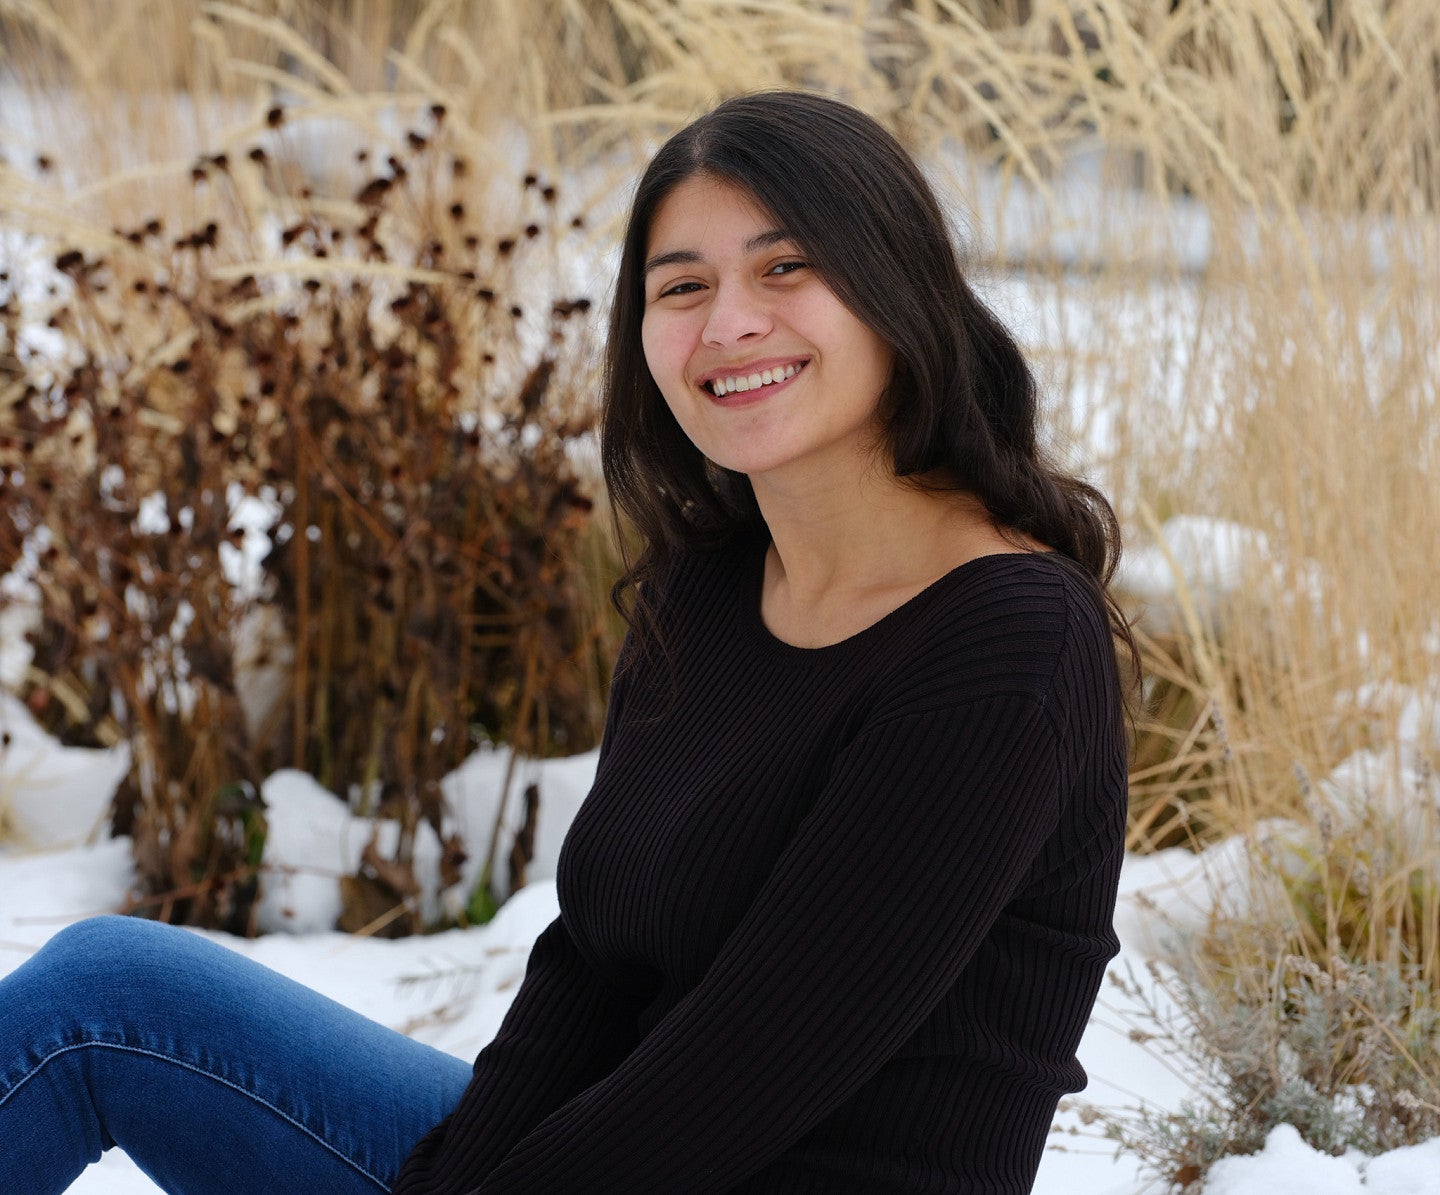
[0, 915, 473, 1194]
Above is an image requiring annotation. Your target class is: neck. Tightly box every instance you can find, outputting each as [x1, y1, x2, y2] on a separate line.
[749, 453, 989, 603]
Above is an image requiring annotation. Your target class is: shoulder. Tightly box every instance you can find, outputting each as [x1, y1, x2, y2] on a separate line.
[868, 551, 1118, 729]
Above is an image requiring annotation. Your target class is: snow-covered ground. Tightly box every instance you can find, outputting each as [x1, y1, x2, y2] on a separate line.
[4, 697, 1439, 1193]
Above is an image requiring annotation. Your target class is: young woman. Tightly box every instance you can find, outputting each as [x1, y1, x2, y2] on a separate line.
[0, 92, 1131, 1194]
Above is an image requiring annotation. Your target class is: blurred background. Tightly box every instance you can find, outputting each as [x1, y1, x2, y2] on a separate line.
[2, 3, 1437, 1187]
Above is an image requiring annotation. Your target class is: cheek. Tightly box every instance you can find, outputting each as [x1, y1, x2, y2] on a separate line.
[640, 314, 683, 388]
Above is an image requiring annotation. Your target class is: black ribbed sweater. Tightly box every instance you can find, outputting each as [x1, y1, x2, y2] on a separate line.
[394, 531, 1128, 1194]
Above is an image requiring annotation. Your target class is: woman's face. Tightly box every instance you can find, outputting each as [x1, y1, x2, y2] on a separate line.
[639, 174, 894, 487]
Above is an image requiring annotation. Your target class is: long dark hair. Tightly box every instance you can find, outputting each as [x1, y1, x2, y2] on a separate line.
[601, 91, 1136, 695]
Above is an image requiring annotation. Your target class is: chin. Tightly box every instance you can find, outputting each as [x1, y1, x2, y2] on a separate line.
[708, 451, 793, 479]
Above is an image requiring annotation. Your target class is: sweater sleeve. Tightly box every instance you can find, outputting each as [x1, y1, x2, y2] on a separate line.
[392, 910, 644, 1191]
[462, 691, 1073, 1194]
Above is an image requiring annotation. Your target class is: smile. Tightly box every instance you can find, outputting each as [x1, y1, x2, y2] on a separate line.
[703, 360, 807, 398]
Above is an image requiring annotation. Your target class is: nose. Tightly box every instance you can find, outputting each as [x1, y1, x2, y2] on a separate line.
[701, 277, 772, 348]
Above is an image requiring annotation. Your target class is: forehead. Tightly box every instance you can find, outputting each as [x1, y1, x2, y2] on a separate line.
[644, 175, 778, 254]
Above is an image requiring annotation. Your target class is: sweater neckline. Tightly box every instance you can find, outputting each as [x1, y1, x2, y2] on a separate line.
[740, 531, 1063, 659]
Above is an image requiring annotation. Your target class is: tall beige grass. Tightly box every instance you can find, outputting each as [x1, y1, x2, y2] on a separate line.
[4, 0, 1437, 1016]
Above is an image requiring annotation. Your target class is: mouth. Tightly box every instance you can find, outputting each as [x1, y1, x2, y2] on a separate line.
[701, 359, 808, 401]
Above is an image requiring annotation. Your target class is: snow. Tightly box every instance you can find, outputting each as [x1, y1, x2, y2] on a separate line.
[1204, 1125, 1440, 1194]
[0, 694, 130, 850]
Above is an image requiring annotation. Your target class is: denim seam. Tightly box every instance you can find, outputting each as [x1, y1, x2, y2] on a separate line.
[0, 1040, 390, 1191]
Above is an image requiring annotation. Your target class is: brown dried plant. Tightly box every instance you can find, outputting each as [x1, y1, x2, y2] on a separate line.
[1, 96, 611, 934]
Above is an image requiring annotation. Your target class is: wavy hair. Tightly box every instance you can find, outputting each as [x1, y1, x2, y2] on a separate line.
[600, 91, 1136, 698]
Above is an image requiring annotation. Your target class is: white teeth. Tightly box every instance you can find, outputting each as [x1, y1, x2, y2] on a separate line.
[708, 363, 802, 396]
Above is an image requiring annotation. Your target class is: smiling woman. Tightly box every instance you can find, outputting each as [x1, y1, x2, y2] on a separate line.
[394, 92, 1137, 1193]
[0, 92, 1134, 1195]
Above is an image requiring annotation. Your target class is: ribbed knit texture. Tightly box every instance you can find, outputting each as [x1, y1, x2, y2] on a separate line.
[393, 530, 1128, 1194]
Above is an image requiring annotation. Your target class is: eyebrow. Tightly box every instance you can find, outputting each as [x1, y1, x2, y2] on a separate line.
[643, 229, 794, 276]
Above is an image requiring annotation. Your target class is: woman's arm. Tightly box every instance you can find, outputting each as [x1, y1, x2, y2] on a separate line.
[458, 689, 1080, 1194]
[393, 908, 643, 1191]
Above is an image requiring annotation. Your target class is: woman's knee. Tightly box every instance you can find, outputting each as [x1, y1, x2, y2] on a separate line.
[15, 915, 205, 1024]
[32, 915, 169, 980]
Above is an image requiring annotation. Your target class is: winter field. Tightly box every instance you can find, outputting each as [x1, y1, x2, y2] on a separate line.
[5, 2, 1440, 1191]
[3, 168, 1438, 1193]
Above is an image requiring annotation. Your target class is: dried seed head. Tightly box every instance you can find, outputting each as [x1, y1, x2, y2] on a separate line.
[266, 106, 285, 128]
[541, 185, 556, 203]
[355, 177, 392, 207]
[429, 103, 446, 123]
[248, 147, 268, 165]
[406, 131, 427, 152]
[451, 156, 468, 179]
[524, 224, 540, 239]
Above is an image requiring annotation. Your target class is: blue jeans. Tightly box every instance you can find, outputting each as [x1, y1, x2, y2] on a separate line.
[0, 916, 472, 1193]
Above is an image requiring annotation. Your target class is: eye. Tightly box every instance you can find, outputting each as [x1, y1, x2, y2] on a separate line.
[656, 279, 705, 299]
[767, 260, 808, 277]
